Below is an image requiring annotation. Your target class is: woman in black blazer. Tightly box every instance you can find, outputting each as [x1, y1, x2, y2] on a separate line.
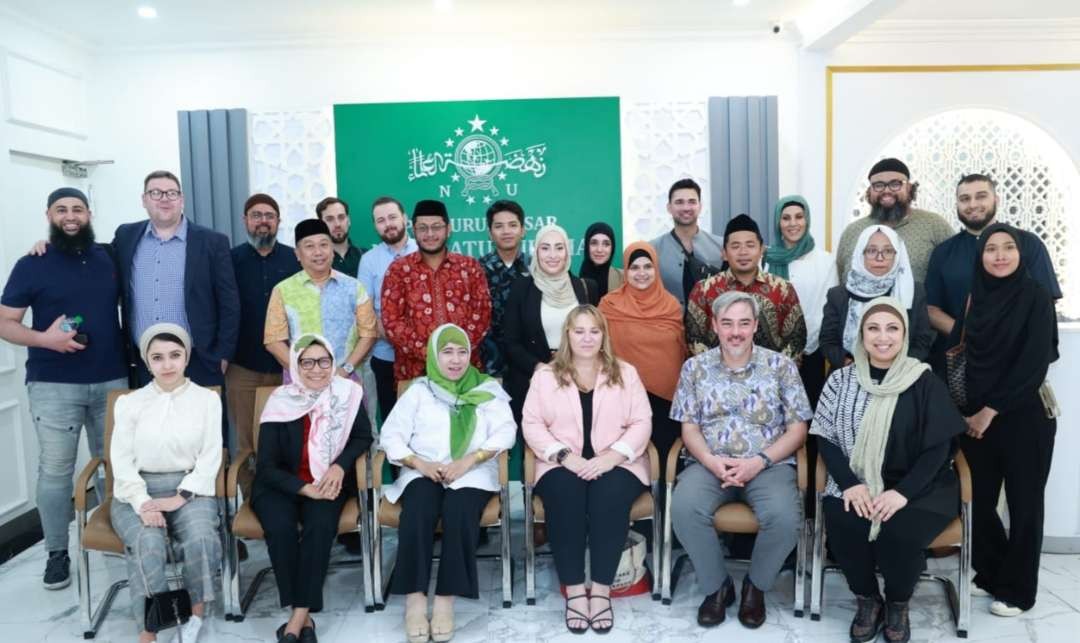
[502, 224, 599, 422]
[253, 334, 373, 643]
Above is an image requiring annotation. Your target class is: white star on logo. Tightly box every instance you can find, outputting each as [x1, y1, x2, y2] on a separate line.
[444, 138, 454, 148]
[451, 173, 460, 182]
[500, 137, 510, 146]
[466, 195, 476, 205]
[483, 196, 492, 204]
[467, 114, 487, 132]
[454, 127, 464, 137]
[497, 172, 507, 180]
[489, 126, 500, 135]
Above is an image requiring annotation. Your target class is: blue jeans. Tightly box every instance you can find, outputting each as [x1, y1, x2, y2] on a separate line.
[28, 378, 128, 552]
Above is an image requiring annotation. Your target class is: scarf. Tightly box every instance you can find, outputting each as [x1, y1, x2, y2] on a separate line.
[598, 241, 687, 400]
[842, 225, 914, 354]
[423, 324, 499, 460]
[529, 224, 579, 307]
[849, 298, 929, 541]
[260, 333, 364, 482]
[579, 222, 617, 297]
[138, 322, 192, 366]
[764, 195, 815, 280]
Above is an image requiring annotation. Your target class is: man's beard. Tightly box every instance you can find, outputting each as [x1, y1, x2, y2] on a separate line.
[49, 222, 95, 255]
[330, 231, 349, 245]
[419, 239, 447, 256]
[379, 226, 406, 245]
[869, 199, 910, 224]
[247, 230, 277, 250]
[958, 204, 996, 233]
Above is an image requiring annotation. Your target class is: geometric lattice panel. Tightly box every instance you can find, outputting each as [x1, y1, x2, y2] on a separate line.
[249, 109, 338, 243]
[848, 108, 1079, 319]
[621, 100, 711, 244]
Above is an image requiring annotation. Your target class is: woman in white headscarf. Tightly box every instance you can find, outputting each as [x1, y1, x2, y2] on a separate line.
[253, 333, 372, 643]
[819, 224, 933, 370]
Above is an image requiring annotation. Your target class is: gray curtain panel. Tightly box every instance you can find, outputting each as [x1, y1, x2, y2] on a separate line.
[177, 109, 249, 244]
[708, 96, 779, 245]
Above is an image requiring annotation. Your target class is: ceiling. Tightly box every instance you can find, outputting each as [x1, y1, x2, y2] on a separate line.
[885, 0, 1080, 20]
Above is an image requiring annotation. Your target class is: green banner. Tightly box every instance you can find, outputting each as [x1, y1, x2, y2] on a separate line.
[333, 97, 623, 266]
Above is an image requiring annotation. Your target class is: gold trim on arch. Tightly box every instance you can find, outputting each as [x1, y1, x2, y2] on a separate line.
[824, 63, 1080, 251]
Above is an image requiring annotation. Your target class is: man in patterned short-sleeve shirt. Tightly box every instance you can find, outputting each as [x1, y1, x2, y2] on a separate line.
[670, 291, 812, 630]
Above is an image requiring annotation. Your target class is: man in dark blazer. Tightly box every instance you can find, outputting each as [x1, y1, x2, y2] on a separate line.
[113, 170, 240, 387]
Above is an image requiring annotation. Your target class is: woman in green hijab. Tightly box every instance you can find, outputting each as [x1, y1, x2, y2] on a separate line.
[379, 323, 517, 643]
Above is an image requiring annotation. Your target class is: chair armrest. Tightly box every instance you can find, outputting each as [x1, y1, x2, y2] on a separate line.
[523, 447, 535, 485]
[216, 449, 227, 498]
[665, 438, 683, 484]
[372, 451, 386, 490]
[815, 452, 827, 493]
[226, 449, 253, 499]
[796, 446, 808, 492]
[647, 442, 660, 482]
[74, 457, 103, 511]
[355, 451, 370, 491]
[954, 448, 972, 504]
[498, 450, 509, 487]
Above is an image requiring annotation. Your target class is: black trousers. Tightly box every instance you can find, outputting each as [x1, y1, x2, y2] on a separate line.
[390, 478, 492, 598]
[370, 357, 398, 425]
[252, 488, 346, 611]
[648, 393, 680, 482]
[535, 466, 645, 586]
[823, 497, 953, 602]
[798, 348, 827, 411]
[961, 404, 1056, 610]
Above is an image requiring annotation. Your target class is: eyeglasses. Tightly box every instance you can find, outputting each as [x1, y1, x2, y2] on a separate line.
[414, 223, 447, 235]
[298, 357, 333, 370]
[869, 180, 907, 193]
[246, 211, 279, 221]
[145, 189, 182, 201]
[863, 247, 897, 259]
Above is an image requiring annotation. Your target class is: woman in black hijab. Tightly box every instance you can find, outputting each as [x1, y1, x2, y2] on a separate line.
[578, 222, 623, 297]
[961, 222, 1058, 618]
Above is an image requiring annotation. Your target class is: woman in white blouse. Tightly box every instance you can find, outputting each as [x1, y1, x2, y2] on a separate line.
[764, 195, 838, 407]
[379, 324, 516, 643]
[110, 323, 222, 643]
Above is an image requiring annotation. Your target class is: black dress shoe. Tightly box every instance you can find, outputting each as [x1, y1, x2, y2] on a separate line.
[737, 576, 766, 629]
[300, 619, 317, 643]
[850, 594, 884, 642]
[277, 623, 300, 643]
[697, 576, 735, 627]
[883, 601, 910, 643]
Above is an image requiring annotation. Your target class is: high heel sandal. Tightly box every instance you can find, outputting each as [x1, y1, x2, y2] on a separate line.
[590, 595, 614, 634]
[405, 603, 430, 643]
[564, 593, 591, 635]
[430, 607, 454, 642]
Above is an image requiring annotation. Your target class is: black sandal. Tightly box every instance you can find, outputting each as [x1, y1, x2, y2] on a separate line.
[590, 595, 614, 634]
[565, 593, 590, 634]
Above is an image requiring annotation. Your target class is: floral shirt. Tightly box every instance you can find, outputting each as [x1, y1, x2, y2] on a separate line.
[670, 345, 812, 463]
[381, 252, 492, 382]
[479, 250, 530, 376]
[686, 269, 806, 359]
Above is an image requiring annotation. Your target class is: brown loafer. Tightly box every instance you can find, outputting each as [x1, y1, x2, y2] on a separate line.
[738, 576, 766, 629]
[696, 576, 735, 627]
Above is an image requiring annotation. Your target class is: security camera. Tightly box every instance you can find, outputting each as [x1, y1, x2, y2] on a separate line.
[771, 23, 782, 35]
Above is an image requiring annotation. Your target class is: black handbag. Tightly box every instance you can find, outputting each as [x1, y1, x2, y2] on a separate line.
[140, 534, 192, 635]
[944, 296, 971, 408]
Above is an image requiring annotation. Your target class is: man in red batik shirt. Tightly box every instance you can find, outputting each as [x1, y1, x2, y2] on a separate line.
[381, 199, 492, 383]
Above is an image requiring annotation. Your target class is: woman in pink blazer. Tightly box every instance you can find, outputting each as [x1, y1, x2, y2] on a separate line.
[522, 304, 652, 635]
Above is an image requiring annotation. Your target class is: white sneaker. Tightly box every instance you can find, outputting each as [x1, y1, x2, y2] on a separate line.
[970, 583, 991, 598]
[990, 600, 1024, 617]
[169, 615, 203, 643]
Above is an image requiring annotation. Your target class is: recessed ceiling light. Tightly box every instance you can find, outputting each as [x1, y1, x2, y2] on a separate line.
[434, 0, 453, 12]
[137, 6, 158, 19]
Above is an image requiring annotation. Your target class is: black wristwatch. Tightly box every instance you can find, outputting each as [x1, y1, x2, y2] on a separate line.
[178, 489, 194, 501]
[554, 448, 572, 465]
[756, 452, 773, 469]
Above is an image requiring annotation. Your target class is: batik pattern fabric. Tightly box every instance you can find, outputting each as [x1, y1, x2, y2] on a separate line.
[479, 250, 530, 376]
[670, 346, 812, 465]
[264, 270, 378, 364]
[685, 269, 807, 359]
[381, 252, 492, 382]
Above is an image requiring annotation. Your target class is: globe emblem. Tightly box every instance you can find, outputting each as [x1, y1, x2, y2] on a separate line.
[454, 134, 502, 195]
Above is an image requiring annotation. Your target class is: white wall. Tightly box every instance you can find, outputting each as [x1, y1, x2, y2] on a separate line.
[0, 12, 94, 526]
[85, 35, 803, 237]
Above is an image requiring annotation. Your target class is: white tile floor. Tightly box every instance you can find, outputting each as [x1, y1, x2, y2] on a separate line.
[3, 489, 1079, 642]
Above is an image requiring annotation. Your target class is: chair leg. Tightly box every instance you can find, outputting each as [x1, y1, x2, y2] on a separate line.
[500, 485, 513, 608]
[217, 498, 234, 620]
[372, 494, 386, 610]
[76, 511, 93, 635]
[958, 501, 972, 638]
[661, 481, 675, 605]
[794, 494, 808, 617]
[524, 483, 536, 606]
[810, 492, 825, 621]
[650, 482, 662, 600]
[359, 490, 376, 613]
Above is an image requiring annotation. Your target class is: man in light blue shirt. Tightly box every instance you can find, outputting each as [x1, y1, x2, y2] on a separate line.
[357, 196, 417, 422]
